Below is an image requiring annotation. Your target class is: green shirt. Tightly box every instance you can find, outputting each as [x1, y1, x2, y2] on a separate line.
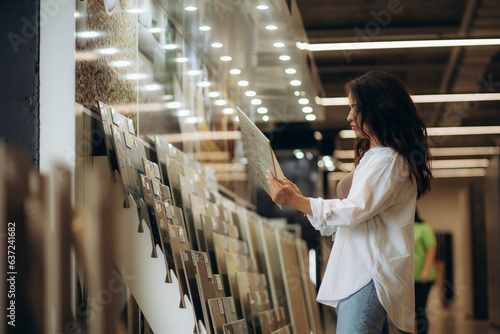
[414, 222, 436, 282]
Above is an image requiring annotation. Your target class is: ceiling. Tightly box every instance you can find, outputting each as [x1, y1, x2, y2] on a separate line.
[275, 0, 500, 161]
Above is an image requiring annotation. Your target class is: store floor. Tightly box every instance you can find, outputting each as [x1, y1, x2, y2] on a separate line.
[387, 308, 500, 334]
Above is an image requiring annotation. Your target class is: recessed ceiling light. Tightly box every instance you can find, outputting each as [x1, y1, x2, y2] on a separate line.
[165, 101, 182, 109]
[110, 60, 132, 67]
[125, 8, 144, 14]
[96, 47, 119, 55]
[245, 91, 257, 97]
[76, 31, 102, 38]
[163, 44, 178, 50]
[295, 151, 305, 159]
[265, 25, 278, 30]
[185, 116, 204, 124]
[290, 80, 301, 86]
[223, 108, 235, 114]
[257, 4, 269, 10]
[263, 115, 270, 121]
[177, 109, 191, 117]
[238, 80, 249, 87]
[230, 69, 241, 75]
[305, 114, 316, 121]
[220, 56, 232, 61]
[211, 42, 223, 48]
[273, 42, 285, 48]
[185, 6, 197, 11]
[187, 70, 201, 76]
[279, 55, 291, 61]
[196, 81, 212, 87]
[285, 68, 296, 74]
[176, 57, 189, 63]
[298, 98, 309, 105]
[124, 73, 148, 80]
[294, 91, 300, 96]
[144, 84, 162, 91]
[149, 27, 162, 33]
[251, 99, 262, 105]
[208, 92, 220, 98]
[302, 106, 313, 113]
[257, 107, 268, 114]
[214, 99, 227, 106]
[199, 26, 211, 31]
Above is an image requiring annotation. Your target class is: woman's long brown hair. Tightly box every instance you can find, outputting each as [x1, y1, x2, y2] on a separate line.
[346, 71, 432, 198]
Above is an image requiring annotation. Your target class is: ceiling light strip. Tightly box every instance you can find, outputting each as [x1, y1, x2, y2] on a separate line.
[334, 147, 500, 159]
[297, 38, 500, 52]
[339, 126, 500, 138]
[328, 166, 486, 178]
[318, 93, 500, 106]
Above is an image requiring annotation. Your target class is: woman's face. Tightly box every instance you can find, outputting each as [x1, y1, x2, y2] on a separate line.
[347, 94, 369, 139]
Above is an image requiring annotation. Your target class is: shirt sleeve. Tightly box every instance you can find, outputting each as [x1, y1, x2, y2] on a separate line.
[306, 153, 408, 234]
[422, 224, 437, 248]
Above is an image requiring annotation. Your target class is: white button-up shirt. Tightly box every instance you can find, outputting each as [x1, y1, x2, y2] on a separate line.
[307, 146, 416, 332]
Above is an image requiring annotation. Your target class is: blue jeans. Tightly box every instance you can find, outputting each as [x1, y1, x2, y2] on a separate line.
[336, 280, 389, 334]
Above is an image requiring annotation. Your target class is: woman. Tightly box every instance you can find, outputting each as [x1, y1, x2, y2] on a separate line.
[266, 71, 432, 334]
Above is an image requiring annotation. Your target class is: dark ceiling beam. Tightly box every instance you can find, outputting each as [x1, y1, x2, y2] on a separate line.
[430, 0, 479, 126]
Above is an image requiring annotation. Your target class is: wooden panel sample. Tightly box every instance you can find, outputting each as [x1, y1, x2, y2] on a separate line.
[235, 272, 252, 322]
[181, 250, 212, 333]
[191, 193, 208, 252]
[274, 307, 286, 329]
[167, 224, 191, 309]
[142, 158, 162, 182]
[165, 155, 184, 208]
[97, 100, 134, 175]
[207, 298, 227, 334]
[297, 239, 324, 334]
[154, 136, 182, 185]
[139, 174, 160, 258]
[202, 215, 225, 274]
[222, 297, 239, 323]
[270, 324, 292, 334]
[213, 233, 231, 294]
[257, 310, 275, 334]
[248, 291, 271, 334]
[212, 274, 225, 298]
[264, 226, 287, 314]
[178, 174, 198, 250]
[277, 231, 311, 334]
[222, 319, 248, 334]
[196, 260, 217, 334]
